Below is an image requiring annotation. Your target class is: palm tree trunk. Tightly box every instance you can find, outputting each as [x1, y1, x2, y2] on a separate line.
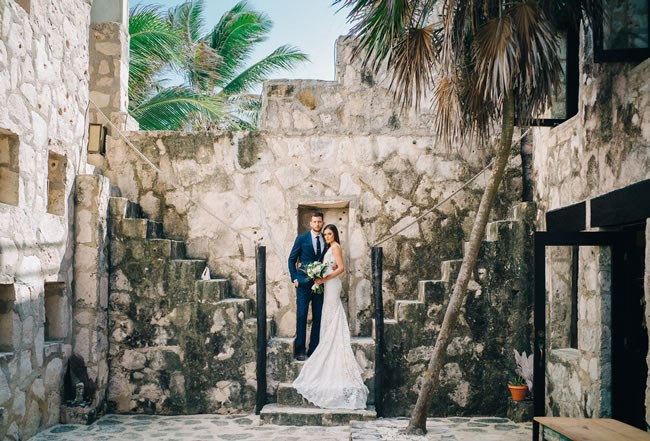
[405, 93, 516, 434]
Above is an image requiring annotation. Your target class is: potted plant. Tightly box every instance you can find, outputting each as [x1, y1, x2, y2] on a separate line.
[509, 349, 533, 401]
[508, 375, 529, 401]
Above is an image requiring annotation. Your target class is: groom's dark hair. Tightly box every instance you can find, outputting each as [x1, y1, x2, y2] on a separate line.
[311, 211, 324, 220]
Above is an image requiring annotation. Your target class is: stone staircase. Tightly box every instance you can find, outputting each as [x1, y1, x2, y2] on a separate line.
[107, 195, 257, 414]
[260, 335, 377, 425]
[378, 202, 535, 417]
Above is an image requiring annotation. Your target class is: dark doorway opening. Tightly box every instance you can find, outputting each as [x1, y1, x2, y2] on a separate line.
[612, 223, 647, 430]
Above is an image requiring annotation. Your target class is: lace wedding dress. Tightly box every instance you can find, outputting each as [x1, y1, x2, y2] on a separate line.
[292, 247, 369, 409]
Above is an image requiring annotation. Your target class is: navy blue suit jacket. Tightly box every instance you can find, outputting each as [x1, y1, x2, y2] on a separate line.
[288, 232, 324, 285]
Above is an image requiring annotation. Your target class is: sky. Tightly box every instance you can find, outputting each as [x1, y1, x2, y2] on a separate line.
[131, 0, 354, 82]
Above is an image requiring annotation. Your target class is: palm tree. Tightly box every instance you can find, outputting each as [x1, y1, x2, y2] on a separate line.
[128, 0, 308, 130]
[334, 0, 601, 434]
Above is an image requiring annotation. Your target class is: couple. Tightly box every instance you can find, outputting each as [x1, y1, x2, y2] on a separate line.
[287, 211, 368, 410]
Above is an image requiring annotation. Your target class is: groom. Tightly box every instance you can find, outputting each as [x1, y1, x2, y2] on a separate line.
[288, 211, 325, 361]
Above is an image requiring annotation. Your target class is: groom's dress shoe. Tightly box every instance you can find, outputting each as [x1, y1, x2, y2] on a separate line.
[295, 353, 307, 361]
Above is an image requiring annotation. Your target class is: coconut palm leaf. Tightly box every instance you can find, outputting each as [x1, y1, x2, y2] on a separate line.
[222, 45, 308, 96]
[209, 2, 273, 86]
[130, 87, 224, 131]
[129, 5, 182, 107]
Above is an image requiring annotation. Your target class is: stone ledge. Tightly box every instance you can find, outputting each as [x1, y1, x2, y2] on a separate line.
[259, 403, 376, 426]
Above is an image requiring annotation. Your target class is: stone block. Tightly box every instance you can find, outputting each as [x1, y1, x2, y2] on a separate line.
[259, 403, 376, 426]
[195, 279, 230, 303]
[418, 280, 447, 305]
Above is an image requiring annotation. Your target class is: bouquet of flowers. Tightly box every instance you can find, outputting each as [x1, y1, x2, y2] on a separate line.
[301, 261, 330, 294]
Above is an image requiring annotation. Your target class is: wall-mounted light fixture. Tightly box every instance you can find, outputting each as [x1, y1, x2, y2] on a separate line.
[88, 123, 107, 155]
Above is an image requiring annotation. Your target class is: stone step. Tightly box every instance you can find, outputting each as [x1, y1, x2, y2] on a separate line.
[138, 239, 185, 260]
[485, 219, 523, 242]
[119, 218, 163, 239]
[244, 318, 274, 340]
[266, 337, 303, 390]
[394, 299, 426, 322]
[277, 382, 317, 407]
[216, 298, 254, 318]
[195, 279, 230, 303]
[108, 196, 142, 219]
[441, 259, 463, 282]
[418, 280, 447, 305]
[165, 259, 208, 302]
[508, 201, 535, 222]
[259, 404, 376, 426]
[372, 319, 397, 340]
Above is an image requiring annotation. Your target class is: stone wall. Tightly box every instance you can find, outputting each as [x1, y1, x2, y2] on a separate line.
[531, 24, 650, 421]
[383, 204, 535, 417]
[0, 0, 93, 438]
[546, 247, 612, 418]
[102, 130, 521, 339]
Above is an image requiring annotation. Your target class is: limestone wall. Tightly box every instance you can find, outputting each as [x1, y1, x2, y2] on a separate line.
[546, 247, 612, 418]
[532, 25, 650, 422]
[103, 130, 521, 338]
[0, 0, 93, 438]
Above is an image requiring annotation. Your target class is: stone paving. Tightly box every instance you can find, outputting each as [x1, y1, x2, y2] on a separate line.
[28, 414, 533, 441]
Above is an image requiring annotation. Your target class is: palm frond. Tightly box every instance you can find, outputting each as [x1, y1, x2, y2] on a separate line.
[509, 1, 562, 123]
[221, 45, 308, 95]
[129, 5, 182, 107]
[168, 0, 205, 44]
[338, 0, 415, 71]
[388, 24, 437, 111]
[130, 87, 224, 130]
[209, 2, 273, 85]
[473, 16, 520, 104]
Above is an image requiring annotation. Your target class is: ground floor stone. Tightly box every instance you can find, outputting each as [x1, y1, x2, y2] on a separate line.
[27, 414, 532, 441]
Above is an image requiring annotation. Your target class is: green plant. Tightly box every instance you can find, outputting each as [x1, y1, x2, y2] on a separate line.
[508, 375, 527, 387]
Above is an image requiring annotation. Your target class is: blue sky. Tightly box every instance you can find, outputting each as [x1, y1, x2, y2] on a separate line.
[131, 0, 353, 82]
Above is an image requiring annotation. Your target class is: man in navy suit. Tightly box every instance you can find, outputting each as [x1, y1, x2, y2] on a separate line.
[288, 211, 325, 361]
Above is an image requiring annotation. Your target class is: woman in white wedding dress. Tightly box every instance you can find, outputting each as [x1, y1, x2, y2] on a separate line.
[292, 224, 369, 410]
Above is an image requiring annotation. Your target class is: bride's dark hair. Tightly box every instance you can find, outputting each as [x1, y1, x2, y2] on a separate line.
[323, 224, 340, 248]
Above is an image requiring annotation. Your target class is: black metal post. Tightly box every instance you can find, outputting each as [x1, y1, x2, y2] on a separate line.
[255, 246, 267, 415]
[372, 247, 384, 417]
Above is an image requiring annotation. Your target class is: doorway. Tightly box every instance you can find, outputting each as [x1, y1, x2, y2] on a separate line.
[612, 223, 647, 429]
[297, 203, 350, 298]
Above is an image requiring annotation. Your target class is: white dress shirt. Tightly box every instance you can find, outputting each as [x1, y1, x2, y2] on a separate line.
[311, 231, 322, 254]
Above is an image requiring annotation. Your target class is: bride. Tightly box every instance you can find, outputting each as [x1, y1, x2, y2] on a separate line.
[292, 224, 369, 409]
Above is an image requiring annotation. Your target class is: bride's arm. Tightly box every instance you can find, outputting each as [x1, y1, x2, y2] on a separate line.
[318, 245, 345, 283]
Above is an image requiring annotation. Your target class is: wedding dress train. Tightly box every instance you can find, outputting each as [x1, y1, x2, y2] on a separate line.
[292, 247, 369, 409]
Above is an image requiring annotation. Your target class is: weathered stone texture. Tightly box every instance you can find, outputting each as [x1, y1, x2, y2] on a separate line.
[0, 0, 91, 439]
[104, 131, 521, 339]
[107, 200, 256, 414]
[531, 26, 650, 422]
[383, 204, 535, 417]
[546, 247, 612, 418]
[70, 175, 111, 420]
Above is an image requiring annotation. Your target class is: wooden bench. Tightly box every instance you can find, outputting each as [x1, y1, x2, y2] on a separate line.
[534, 417, 650, 441]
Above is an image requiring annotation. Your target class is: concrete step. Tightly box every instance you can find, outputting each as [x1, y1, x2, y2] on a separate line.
[108, 196, 142, 219]
[508, 201, 535, 222]
[418, 280, 447, 305]
[266, 337, 303, 390]
[259, 404, 376, 426]
[485, 219, 523, 242]
[138, 239, 185, 260]
[245, 318, 274, 340]
[216, 298, 254, 319]
[276, 382, 317, 407]
[118, 218, 163, 239]
[394, 299, 426, 322]
[195, 279, 230, 303]
[441, 259, 463, 282]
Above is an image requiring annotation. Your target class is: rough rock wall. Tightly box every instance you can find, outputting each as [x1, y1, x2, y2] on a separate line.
[107, 199, 256, 415]
[532, 24, 650, 421]
[0, 0, 92, 439]
[383, 204, 535, 417]
[102, 130, 521, 339]
[546, 247, 612, 418]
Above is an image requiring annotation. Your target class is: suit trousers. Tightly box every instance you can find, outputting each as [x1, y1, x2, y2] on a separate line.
[295, 282, 324, 355]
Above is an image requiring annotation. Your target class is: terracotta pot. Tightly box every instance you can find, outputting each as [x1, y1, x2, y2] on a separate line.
[508, 384, 528, 401]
